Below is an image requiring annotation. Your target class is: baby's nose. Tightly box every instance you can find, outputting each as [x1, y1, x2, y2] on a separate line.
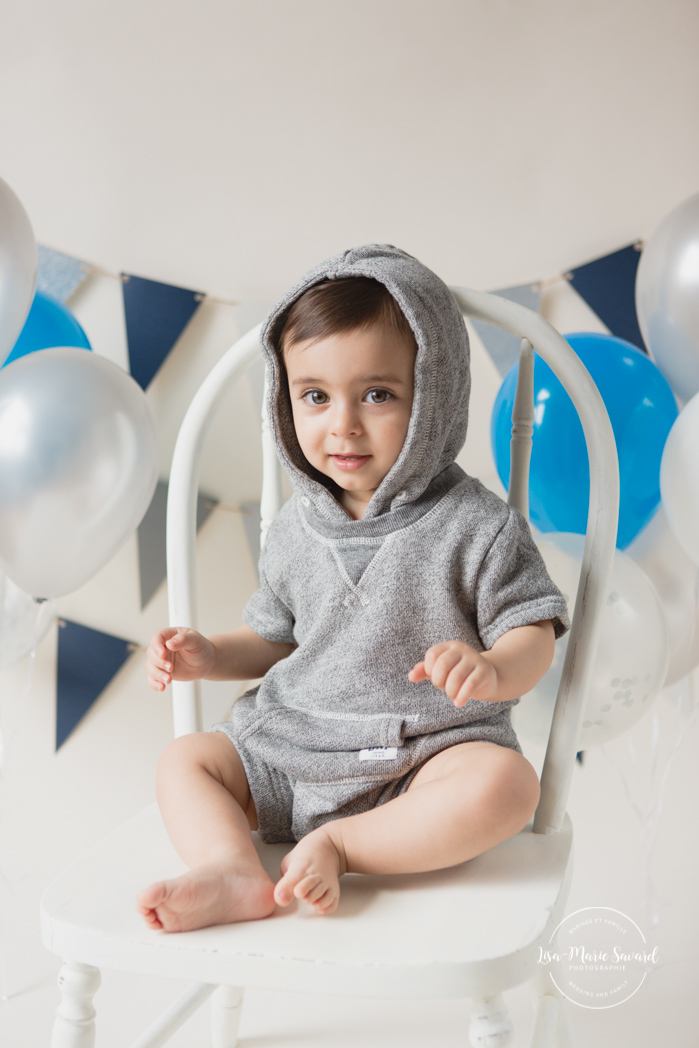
[330, 402, 361, 436]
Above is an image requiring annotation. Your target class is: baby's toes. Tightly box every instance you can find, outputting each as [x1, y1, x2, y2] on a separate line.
[137, 881, 168, 912]
[138, 906, 164, 930]
[274, 870, 301, 906]
[315, 891, 338, 915]
[294, 874, 322, 900]
[307, 882, 330, 904]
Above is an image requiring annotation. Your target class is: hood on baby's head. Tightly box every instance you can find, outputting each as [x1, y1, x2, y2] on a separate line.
[259, 244, 471, 521]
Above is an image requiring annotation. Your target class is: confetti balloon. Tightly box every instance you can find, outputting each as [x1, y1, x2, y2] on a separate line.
[0, 570, 54, 668]
[627, 507, 699, 687]
[659, 391, 699, 569]
[512, 533, 669, 748]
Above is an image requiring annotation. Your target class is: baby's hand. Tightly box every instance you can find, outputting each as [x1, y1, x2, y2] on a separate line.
[408, 640, 499, 707]
[146, 627, 216, 692]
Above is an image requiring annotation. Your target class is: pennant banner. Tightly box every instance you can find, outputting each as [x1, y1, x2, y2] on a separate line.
[137, 479, 218, 608]
[56, 619, 135, 749]
[37, 245, 91, 303]
[465, 283, 541, 377]
[568, 243, 646, 352]
[122, 273, 203, 389]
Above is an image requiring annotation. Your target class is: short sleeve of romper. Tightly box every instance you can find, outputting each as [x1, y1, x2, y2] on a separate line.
[242, 568, 296, 645]
[475, 507, 570, 650]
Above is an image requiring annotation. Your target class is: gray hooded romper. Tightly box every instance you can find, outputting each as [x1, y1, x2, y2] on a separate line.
[212, 244, 570, 844]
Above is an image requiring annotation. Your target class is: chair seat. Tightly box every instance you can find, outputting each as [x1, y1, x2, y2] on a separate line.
[41, 803, 573, 1000]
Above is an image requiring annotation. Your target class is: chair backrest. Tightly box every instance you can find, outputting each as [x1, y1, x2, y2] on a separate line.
[166, 290, 619, 836]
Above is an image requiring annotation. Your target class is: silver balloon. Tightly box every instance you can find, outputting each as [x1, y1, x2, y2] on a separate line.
[0, 177, 37, 367]
[636, 192, 699, 402]
[0, 347, 158, 597]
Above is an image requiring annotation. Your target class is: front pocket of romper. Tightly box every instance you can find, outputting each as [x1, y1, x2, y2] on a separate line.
[248, 705, 414, 754]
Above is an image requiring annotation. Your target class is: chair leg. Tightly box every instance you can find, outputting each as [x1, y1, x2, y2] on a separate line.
[50, 960, 101, 1048]
[529, 994, 559, 1048]
[532, 964, 573, 1048]
[468, 993, 514, 1047]
[210, 985, 244, 1048]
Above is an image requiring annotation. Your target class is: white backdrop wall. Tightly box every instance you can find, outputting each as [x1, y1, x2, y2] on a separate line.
[0, 0, 696, 802]
[2, 0, 698, 296]
[1, 0, 697, 850]
[0, 3, 698, 1041]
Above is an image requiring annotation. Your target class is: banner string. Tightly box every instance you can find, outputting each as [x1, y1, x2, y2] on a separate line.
[533, 273, 570, 291]
[533, 240, 646, 293]
[62, 243, 643, 311]
[76, 263, 238, 307]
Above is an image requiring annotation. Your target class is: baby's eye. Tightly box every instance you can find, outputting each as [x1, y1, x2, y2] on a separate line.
[364, 388, 393, 404]
[302, 390, 328, 406]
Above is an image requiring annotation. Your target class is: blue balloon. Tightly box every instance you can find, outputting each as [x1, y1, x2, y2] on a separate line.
[490, 332, 679, 549]
[3, 289, 91, 367]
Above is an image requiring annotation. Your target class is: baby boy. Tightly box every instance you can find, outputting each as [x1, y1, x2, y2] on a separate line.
[138, 244, 569, 932]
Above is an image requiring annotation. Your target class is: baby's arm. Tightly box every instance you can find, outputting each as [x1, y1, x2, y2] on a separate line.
[408, 620, 555, 708]
[146, 623, 296, 692]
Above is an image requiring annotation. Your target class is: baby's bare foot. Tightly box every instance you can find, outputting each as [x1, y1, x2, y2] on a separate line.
[274, 827, 346, 915]
[137, 860, 276, 932]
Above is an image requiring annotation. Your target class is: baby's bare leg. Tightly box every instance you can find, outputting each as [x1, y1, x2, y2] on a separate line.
[137, 732, 275, 931]
[275, 741, 540, 914]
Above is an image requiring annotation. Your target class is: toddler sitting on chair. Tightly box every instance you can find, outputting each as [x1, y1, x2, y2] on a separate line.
[138, 244, 569, 932]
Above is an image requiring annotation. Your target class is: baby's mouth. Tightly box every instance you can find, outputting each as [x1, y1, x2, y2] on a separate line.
[330, 454, 371, 471]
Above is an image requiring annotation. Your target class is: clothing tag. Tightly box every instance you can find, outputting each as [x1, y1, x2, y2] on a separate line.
[358, 746, 398, 761]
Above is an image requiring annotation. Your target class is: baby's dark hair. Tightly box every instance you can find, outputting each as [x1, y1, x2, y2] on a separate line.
[274, 277, 416, 355]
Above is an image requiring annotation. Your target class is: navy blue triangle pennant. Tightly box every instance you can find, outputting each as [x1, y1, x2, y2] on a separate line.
[567, 243, 646, 352]
[137, 479, 218, 608]
[122, 273, 203, 389]
[56, 619, 136, 749]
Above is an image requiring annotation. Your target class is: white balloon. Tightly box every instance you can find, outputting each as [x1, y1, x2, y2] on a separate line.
[0, 177, 37, 367]
[0, 347, 158, 597]
[660, 391, 699, 569]
[512, 533, 669, 748]
[0, 570, 54, 669]
[626, 507, 699, 686]
[636, 192, 699, 402]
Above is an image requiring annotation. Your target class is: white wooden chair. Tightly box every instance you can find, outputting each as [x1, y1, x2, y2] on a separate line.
[40, 288, 619, 1048]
